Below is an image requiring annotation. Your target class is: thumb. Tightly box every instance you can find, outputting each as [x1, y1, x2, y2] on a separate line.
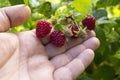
[0, 4, 31, 32]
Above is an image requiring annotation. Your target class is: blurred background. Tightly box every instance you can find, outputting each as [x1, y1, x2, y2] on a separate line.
[0, 0, 120, 80]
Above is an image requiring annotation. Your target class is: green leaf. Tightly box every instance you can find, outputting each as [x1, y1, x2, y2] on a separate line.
[9, 0, 24, 5]
[38, 1, 52, 18]
[93, 9, 107, 20]
[107, 30, 120, 42]
[55, 5, 69, 17]
[0, 0, 10, 7]
[54, 24, 64, 31]
[95, 26, 106, 55]
[94, 51, 108, 65]
[114, 50, 120, 59]
[93, 65, 115, 80]
[96, 0, 120, 8]
[115, 17, 120, 34]
[97, 17, 116, 25]
[51, 3, 60, 15]
[32, 12, 44, 20]
[77, 74, 94, 80]
[72, 0, 92, 16]
[24, 0, 29, 6]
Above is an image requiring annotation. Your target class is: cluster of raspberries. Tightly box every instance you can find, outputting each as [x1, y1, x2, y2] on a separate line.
[36, 15, 96, 47]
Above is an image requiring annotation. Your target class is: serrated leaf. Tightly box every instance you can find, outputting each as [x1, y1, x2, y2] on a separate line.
[71, 0, 92, 16]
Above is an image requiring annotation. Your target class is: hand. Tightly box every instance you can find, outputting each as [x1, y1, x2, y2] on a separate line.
[0, 5, 100, 80]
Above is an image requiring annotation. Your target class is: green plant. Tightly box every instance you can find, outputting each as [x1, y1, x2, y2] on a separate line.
[1, 0, 120, 80]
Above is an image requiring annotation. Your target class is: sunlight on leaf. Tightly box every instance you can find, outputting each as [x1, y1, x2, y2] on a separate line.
[114, 50, 120, 59]
[48, 0, 61, 3]
[24, 0, 28, 6]
[72, 0, 92, 17]
[113, 6, 120, 18]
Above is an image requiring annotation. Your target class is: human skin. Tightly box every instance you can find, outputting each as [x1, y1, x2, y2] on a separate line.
[0, 5, 100, 80]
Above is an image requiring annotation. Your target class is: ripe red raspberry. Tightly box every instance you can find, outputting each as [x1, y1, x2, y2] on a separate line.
[36, 20, 52, 38]
[82, 15, 96, 30]
[50, 31, 66, 47]
[71, 24, 79, 38]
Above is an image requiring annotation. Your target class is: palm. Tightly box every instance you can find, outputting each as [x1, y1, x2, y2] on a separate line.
[0, 5, 99, 80]
[18, 31, 54, 80]
[0, 31, 55, 80]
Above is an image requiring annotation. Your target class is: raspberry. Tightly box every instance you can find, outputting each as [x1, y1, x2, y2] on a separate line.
[71, 24, 79, 38]
[36, 20, 52, 38]
[50, 31, 66, 47]
[82, 15, 96, 30]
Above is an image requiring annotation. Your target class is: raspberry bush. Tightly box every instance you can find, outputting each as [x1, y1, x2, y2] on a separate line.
[2, 0, 120, 80]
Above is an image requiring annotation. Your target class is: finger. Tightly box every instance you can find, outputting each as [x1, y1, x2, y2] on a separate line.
[65, 49, 94, 79]
[51, 37, 99, 69]
[46, 30, 96, 58]
[0, 4, 31, 32]
[51, 45, 85, 69]
[54, 49, 94, 80]
[83, 37, 100, 50]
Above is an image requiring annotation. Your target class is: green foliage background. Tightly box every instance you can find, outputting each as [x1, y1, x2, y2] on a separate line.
[0, 0, 120, 80]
